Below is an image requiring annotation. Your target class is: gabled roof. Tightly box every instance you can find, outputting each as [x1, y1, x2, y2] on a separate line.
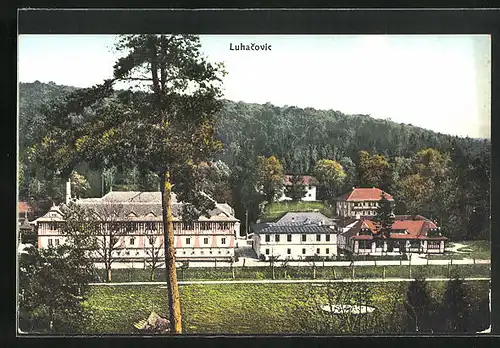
[342, 215, 447, 240]
[284, 175, 318, 186]
[38, 191, 239, 222]
[275, 212, 335, 226]
[252, 222, 335, 234]
[336, 188, 394, 201]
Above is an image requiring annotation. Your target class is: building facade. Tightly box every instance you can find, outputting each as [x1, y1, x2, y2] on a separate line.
[34, 191, 240, 266]
[338, 215, 447, 255]
[251, 222, 338, 261]
[335, 187, 394, 218]
[278, 175, 318, 202]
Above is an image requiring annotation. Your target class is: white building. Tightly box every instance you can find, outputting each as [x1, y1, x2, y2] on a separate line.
[251, 222, 338, 261]
[33, 191, 240, 266]
[278, 175, 318, 202]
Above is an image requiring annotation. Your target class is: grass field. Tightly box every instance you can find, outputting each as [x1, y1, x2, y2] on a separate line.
[80, 280, 490, 334]
[261, 201, 333, 222]
[457, 240, 491, 260]
[95, 264, 490, 283]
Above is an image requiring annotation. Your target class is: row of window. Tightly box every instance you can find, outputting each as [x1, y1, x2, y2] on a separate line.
[113, 249, 232, 256]
[185, 237, 227, 245]
[264, 234, 332, 243]
[47, 238, 60, 247]
[265, 247, 331, 255]
[43, 221, 234, 232]
[176, 249, 231, 256]
[356, 240, 438, 249]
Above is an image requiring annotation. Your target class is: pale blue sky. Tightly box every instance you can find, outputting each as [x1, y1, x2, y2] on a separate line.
[18, 34, 491, 139]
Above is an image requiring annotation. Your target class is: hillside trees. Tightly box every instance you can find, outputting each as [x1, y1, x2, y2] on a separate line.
[284, 174, 308, 201]
[28, 34, 226, 334]
[357, 151, 391, 191]
[20, 81, 490, 241]
[257, 155, 285, 204]
[314, 159, 347, 202]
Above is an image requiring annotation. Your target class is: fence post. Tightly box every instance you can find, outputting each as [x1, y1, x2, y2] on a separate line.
[448, 261, 451, 278]
[383, 266, 386, 279]
[333, 268, 337, 280]
[352, 266, 355, 279]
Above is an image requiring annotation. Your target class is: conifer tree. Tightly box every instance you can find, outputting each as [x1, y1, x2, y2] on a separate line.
[28, 34, 226, 333]
[284, 174, 307, 201]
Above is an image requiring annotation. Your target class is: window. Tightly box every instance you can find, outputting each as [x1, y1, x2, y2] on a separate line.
[183, 251, 186, 255]
[275, 235, 280, 242]
[302, 234, 306, 242]
[428, 241, 441, 249]
[149, 237, 155, 245]
[136, 251, 139, 256]
[218, 251, 222, 254]
[186, 237, 191, 245]
[265, 235, 270, 242]
[326, 235, 330, 242]
[200, 250, 204, 255]
[316, 234, 321, 242]
[204, 238, 209, 245]
[359, 240, 372, 249]
[316, 248, 320, 254]
[308, 193, 312, 197]
[130, 237, 135, 245]
[55, 239, 59, 246]
[375, 240, 384, 248]
[221, 238, 226, 245]
[287, 234, 292, 242]
[287, 248, 291, 255]
[125, 250, 130, 256]
[302, 248, 306, 255]
[326, 248, 330, 254]
[48, 239, 53, 247]
[410, 240, 420, 248]
[265, 249, 270, 255]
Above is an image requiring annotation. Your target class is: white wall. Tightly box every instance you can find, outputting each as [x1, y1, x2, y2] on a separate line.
[279, 185, 317, 202]
[257, 232, 338, 260]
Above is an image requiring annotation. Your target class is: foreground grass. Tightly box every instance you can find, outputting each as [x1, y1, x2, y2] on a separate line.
[262, 201, 332, 222]
[457, 240, 491, 260]
[96, 264, 490, 283]
[81, 280, 489, 334]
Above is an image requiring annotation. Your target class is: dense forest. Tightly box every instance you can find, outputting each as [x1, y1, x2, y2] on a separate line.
[19, 81, 490, 241]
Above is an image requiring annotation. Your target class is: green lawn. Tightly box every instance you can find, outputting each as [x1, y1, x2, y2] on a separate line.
[80, 280, 490, 334]
[96, 264, 490, 283]
[456, 240, 491, 260]
[262, 201, 333, 222]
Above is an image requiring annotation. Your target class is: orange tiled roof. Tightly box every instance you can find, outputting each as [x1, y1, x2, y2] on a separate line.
[350, 216, 446, 240]
[284, 175, 318, 186]
[337, 188, 394, 201]
[18, 201, 33, 213]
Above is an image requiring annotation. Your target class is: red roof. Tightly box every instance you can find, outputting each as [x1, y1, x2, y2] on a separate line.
[350, 216, 447, 240]
[337, 188, 394, 201]
[18, 201, 33, 214]
[284, 175, 318, 186]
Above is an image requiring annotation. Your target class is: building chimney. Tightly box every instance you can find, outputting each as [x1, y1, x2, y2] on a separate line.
[65, 179, 71, 205]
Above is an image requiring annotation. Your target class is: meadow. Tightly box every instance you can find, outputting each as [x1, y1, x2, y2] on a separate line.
[80, 280, 490, 335]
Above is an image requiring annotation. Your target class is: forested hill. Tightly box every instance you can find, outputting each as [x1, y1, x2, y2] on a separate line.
[18, 81, 490, 241]
[216, 100, 489, 174]
[20, 81, 489, 173]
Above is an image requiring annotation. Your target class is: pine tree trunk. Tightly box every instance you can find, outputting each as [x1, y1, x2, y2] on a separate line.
[160, 170, 182, 334]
